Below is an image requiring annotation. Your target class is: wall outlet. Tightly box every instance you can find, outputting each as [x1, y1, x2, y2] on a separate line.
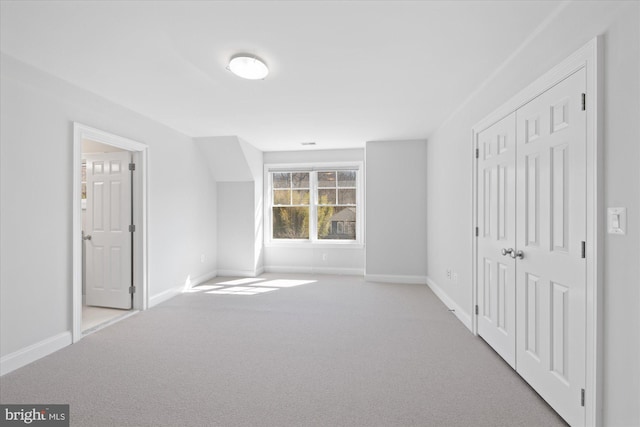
[200, 254, 205, 263]
[452, 272, 458, 283]
[446, 269, 452, 280]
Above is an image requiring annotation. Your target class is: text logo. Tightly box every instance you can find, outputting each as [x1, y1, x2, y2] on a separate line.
[1, 405, 69, 426]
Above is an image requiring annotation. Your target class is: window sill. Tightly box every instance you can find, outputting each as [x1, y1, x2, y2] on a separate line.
[265, 241, 364, 250]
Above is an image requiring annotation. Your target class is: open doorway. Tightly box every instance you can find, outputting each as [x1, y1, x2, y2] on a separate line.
[72, 123, 148, 342]
[81, 142, 132, 331]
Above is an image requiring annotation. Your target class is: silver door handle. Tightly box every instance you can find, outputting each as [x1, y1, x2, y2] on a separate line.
[82, 233, 92, 241]
[510, 250, 524, 260]
[501, 248, 514, 256]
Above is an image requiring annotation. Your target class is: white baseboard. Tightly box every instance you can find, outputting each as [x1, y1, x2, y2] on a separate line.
[1, 331, 72, 376]
[425, 276, 472, 331]
[217, 268, 264, 277]
[264, 266, 364, 276]
[364, 274, 427, 285]
[148, 286, 182, 308]
[190, 270, 218, 286]
[149, 270, 219, 308]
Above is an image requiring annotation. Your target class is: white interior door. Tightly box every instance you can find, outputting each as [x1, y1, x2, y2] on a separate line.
[85, 151, 132, 309]
[477, 112, 517, 368]
[515, 69, 586, 426]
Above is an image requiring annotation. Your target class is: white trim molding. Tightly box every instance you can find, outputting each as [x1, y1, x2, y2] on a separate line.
[150, 270, 219, 308]
[1, 332, 72, 376]
[470, 37, 601, 426]
[72, 123, 149, 342]
[217, 268, 264, 278]
[426, 276, 473, 332]
[364, 274, 427, 285]
[148, 286, 183, 308]
[266, 266, 364, 276]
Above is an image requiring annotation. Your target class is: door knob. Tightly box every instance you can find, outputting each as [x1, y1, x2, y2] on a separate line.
[82, 232, 92, 241]
[510, 250, 524, 260]
[501, 248, 514, 256]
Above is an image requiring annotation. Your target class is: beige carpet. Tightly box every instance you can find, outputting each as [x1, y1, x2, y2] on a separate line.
[0, 274, 567, 426]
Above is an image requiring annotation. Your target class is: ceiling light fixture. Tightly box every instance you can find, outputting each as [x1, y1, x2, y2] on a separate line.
[301, 142, 316, 146]
[227, 54, 269, 80]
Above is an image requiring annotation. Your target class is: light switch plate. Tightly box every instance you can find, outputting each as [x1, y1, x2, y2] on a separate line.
[608, 207, 626, 235]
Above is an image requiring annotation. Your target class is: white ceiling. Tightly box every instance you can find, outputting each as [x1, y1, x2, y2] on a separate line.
[0, 1, 561, 152]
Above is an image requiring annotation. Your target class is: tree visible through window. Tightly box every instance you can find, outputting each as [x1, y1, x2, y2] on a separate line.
[270, 169, 358, 241]
[272, 172, 310, 238]
[317, 171, 356, 240]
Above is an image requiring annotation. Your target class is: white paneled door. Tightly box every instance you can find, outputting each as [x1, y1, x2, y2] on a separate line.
[477, 112, 517, 368]
[85, 151, 133, 310]
[477, 69, 586, 426]
[515, 70, 586, 426]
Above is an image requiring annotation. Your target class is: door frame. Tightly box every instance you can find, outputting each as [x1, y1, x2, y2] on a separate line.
[471, 37, 602, 426]
[72, 122, 149, 342]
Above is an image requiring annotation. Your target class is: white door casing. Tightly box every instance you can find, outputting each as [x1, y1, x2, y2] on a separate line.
[477, 112, 517, 368]
[84, 151, 132, 309]
[515, 69, 587, 426]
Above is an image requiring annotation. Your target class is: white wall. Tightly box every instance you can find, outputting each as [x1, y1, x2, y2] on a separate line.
[196, 136, 264, 275]
[425, 2, 639, 425]
[239, 139, 265, 273]
[365, 140, 427, 283]
[263, 149, 365, 275]
[0, 54, 218, 360]
[82, 138, 124, 153]
[195, 136, 254, 182]
[217, 182, 256, 276]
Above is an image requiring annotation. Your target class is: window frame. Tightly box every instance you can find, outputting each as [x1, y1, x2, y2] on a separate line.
[264, 162, 364, 248]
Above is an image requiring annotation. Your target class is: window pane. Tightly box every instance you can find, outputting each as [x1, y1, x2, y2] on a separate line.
[318, 189, 336, 205]
[292, 172, 309, 189]
[273, 190, 291, 205]
[318, 171, 336, 188]
[273, 207, 309, 239]
[291, 190, 310, 205]
[337, 171, 356, 187]
[318, 207, 356, 240]
[273, 172, 291, 189]
[338, 189, 356, 205]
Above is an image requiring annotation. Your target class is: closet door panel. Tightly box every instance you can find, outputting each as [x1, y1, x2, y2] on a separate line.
[476, 112, 517, 368]
[515, 69, 587, 427]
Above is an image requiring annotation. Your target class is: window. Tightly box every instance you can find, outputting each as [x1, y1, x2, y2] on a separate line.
[317, 170, 357, 240]
[272, 172, 310, 239]
[266, 164, 362, 245]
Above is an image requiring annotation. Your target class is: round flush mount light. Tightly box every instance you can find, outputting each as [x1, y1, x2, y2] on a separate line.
[227, 54, 269, 80]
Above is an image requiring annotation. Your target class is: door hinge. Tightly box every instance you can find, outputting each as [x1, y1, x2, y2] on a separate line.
[581, 241, 586, 259]
[581, 388, 585, 407]
[129, 163, 136, 171]
[475, 227, 479, 237]
[581, 93, 586, 111]
[129, 286, 136, 294]
[475, 305, 479, 315]
[129, 224, 136, 233]
[475, 148, 479, 159]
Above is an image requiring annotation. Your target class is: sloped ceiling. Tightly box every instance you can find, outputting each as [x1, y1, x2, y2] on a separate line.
[0, 1, 562, 151]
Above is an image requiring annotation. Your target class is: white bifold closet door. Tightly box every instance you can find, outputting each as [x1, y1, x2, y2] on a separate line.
[477, 112, 517, 368]
[478, 69, 587, 426]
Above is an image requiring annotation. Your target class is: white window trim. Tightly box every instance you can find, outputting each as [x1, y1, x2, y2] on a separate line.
[264, 162, 364, 248]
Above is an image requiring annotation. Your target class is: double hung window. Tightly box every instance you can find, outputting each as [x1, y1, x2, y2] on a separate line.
[266, 164, 362, 245]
